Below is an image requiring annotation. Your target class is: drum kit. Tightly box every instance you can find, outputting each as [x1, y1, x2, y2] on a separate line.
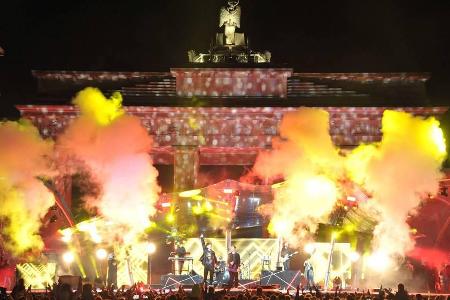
[214, 257, 251, 285]
[214, 258, 229, 284]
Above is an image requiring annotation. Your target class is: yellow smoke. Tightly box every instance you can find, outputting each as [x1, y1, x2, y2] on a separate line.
[72, 87, 124, 126]
[346, 110, 447, 261]
[253, 108, 447, 258]
[58, 87, 160, 249]
[0, 120, 55, 258]
[255, 108, 343, 246]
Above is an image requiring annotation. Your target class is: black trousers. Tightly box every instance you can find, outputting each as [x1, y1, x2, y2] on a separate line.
[228, 271, 238, 287]
[178, 261, 184, 275]
[203, 267, 214, 284]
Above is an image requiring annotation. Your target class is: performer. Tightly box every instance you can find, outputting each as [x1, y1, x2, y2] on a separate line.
[304, 259, 314, 289]
[280, 242, 291, 271]
[175, 242, 187, 275]
[107, 253, 118, 288]
[227, 245, 240, 288]
[199, 234, 218, 285]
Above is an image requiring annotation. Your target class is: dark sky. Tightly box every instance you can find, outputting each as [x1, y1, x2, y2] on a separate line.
[1, 0, 449, 108]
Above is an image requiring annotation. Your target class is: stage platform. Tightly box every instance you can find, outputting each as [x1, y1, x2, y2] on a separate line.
[19, 288, 450, 297]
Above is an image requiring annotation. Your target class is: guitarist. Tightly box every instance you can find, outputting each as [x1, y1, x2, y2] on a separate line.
[280, 242, 292, 271]
[227, 245, 240, 288]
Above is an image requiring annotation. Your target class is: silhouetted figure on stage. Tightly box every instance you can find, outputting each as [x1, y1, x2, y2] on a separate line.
[176, 242, 187, 275]
[304, 259, 314, 290]
[107, 253, 117, 288]
[200, 234, 218, 285]
[280, 242, 291, 271]
[227, 245, 240, 288]
[11, 278, 26, 300]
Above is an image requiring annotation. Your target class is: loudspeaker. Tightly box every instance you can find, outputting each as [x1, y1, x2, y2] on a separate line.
[58, 275, 81, 289]
[260, 270, 302, 289]
[160, 274, 203, 289]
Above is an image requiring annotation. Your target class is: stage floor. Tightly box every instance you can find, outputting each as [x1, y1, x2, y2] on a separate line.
[20, 288, 450, 297]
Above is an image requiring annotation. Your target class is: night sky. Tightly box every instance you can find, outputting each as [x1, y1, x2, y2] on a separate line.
[1, 0, 450, 115]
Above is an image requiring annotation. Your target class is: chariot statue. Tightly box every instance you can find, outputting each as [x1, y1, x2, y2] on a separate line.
[188, 0, 271, 64]
[219, 0, 241, 45]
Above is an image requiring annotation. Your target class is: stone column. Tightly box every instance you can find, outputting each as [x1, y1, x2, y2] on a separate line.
[173, 145, 199, 192]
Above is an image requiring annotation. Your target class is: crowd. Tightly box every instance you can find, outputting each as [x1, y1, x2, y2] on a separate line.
[2, 279, 450, 300]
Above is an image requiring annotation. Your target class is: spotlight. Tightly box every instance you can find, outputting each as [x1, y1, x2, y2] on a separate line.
[146, 242, 156, 254]
[223, 188, 233, 194]
[63, 251, 75, 264]
[349, 251, 360, 262]
[96, 248, 107, 260]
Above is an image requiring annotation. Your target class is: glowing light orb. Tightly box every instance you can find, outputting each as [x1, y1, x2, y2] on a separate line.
[96, 248, 107, 260]
[367, 251, 390, 271]
[166, 214, 175, 223]
[60, 229, 72, 243]
[146, 242, 156, 254]
[63, 251, 75, 264]
[348, 251, 360, 262]
[304, 243, 315, 254]
[270, 220, 288, 235]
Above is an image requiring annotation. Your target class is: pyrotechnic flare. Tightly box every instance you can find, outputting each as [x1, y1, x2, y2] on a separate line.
[57, 87, 160, 245]
[0, 120, 55, 258]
